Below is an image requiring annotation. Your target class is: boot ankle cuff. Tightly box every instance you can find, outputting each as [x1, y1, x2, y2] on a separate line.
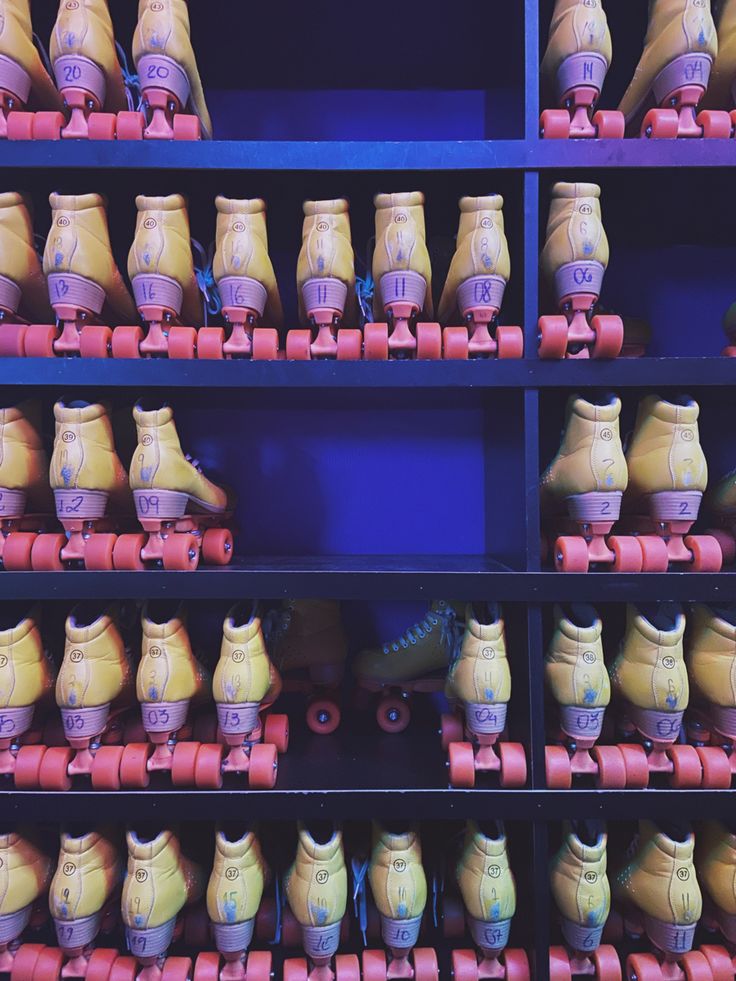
[216, 196, 266, 216]
[459, 194, 504, 212]
[134, 403, 173, 428]
[569, 395, 621, 423]
[216, 830, 256, 858]
[303, 199, 349, 216]
[0, 613, 37, 646]
[551, 181, 601, 200]
[66, 609, 114, 644]
[639, 395, 699, 425]
[54, 400, 109, 424]
[374, 191, 424, 210]
[49, 192, 107, 213]
[135, 193, 187, 213]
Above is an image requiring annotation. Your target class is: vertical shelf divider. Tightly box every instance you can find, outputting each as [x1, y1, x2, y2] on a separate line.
[525, 0, 540, 140]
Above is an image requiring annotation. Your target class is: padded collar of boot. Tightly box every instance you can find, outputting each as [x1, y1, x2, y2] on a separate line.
[0, 832, 20, 848]
[0, 191, 30, 212]
[302, 199, 349, 217]
[373, 825, 418, 853]
[135, 193, 188, 214]
[54, 400, 110, 424]
[465, 603, 504, 641]
[693, 603, 736, 641]
[215, 829, 257, 859]
[551, 182, 601, 201]
[223, 603, 260, 644]
[142, 601, 186, 639]
[563, 828, 607, 863]
[216, 196, 266, 216]
[637, 394, 699, 425]
[374, 191, 425, 210]
[133, 403, 173, 430]
[630, 603, 686, 646]
[126, 828, 176, 860]
[58, 829, 104, 860]
[467, 820, 507, 857]
[49, 192, 107, 213]
[66, 605, 115, 645]
[297, 823, 343, 861]
[640, 820, 696, 860]
[567, 394, 621, 423]
[0, 611, 37, 646]
[554, 604, 602, 644]
[459, 194, 504, 213]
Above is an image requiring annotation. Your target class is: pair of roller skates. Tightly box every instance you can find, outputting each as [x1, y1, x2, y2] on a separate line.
[542, 393, 722, 573]
[541, 0, 736, 140]
[1, 0, 210, 142]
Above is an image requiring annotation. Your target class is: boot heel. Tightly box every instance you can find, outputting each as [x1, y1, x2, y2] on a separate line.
[47, 273, 106, 317]
[132, 274, 183, 318]
[554, 261, 604, 305]
[380, 913, 422, 949]
[559, 705, 605, 740]
[52, 55, 106, 106]
[465, 701, 507, 736]
[652, 53, 712, 107]
[302, 277, 348, 318]
[380, 270, 427, 311]
[556, 52, 607, 102]
[643, 913, 696, 954]
[560, 917, 604, 952]
[0, 54, 31, 107]
[566, 491, 622, 523]
[133, 489, 189, 521]
[54, 911, 101, 949]
[628, 705, 683, 743]
[456, 275, 505, 317]
[219, 276, 268, 318]
[138, 54, 191, 109]
[0, 904, 31, 944]
[140, 700, 189, 734]
[126, 916, 176, 959]
[54, 489, 109, 520]
[0, 276, 21, 318]
[0, 487, 26, 517]
[60, 704, 110, 740]
[301, 921, 341, 959]
[467, 915, 510, 952]
[647, 491, 702, 522]
[216, 701, 260, 735]
[213, 918, 255, 953]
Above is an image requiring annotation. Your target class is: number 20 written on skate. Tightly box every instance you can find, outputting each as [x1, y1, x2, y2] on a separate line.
[63, 64, 82, 82]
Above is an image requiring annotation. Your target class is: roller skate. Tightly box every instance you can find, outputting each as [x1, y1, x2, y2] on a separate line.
[703, 0, 736, 131]
[540, 0, 624, 139]
[122, 828, 205, 981]
[704, 464, 736, 564]
[609, 604, 704, 788]
[541, 394, 641, 572]
[194, 826, 272, 981]
[549, 822, 620, 981]
[695, 820, 736, 978]
[287, 199, 361, 360]
[353, 601, 463, 733]
[0, 400, 56, 570]
[538, 183, 623, 359]
[619, 396, 722, 572]
[684, 604, 736, 787]
[364, 192, 441, 360]
[356, 824, 438, 981]
[615, 821, 707, 981]
[117, 402, 234, 570]
[437, 196, 523, 360]
[191, 602, 287, 790]
[0, 828, 53, 978]
[619, 0, 730, 138]
[198, 197, 284, 360]
[0, 193, 54, 356]
[0, 0, 63, 139]
[24, 193, 138, 358]
[30, 400, 132, 571]
[119, 602, 210, 789]
[442, 603, 526, 788]
[544, 605, 623, 789]
[266, 599, 347, 735]
[283, 822, 360, 981]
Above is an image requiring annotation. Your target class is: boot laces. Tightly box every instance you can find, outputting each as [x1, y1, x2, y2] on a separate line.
[116, 41, 142, 112]
[192, 239, 221, 325]
[382, 603, 459, 656]
[184, 453, 202, 473]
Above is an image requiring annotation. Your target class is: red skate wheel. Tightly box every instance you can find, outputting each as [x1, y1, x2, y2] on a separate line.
[697, 109, 732, 138]
[252, 327, 279, 360]
[700, 946, 735, 981]
[112, 533, 146, 571]
[696, 745, 732, 789]
[412, 949, 438, 981]
[32, 946, 65, 981]
[13, 744, 47, 788]
[707, 529, 735, 566]
[609, 536, 643, 572]
[79, 324, 112, 358]
[553, 536, 589, 572]
[440, 711, 464, 750]
[193, 742, 224, 789]
[545, 745, 572, 789]
[0, 322, 27, 356]
[202, 527, 233, 566]
[163, 532, 200, 571]
[443, 326, 469, 359]
[593, 109, 625, 139]
[593, 946, 622, 981]
[33, 110, 65, 140]
[249, 741, 277, 788]
[448, 741, 476, 788]
[6, 110, 34, 140]
[24, 324, 58, 357]
[119, 742, 152, 788]
[85, 949, 120, 981]
[84, 532, 116, 571]
[336, 328, 362, 360]
[539, 108, 571, 139]
[283, 959, 309, 981]
[680, 951, 715, 981]
[637, 535, 669, 572]
[10, 945, 45, 981]
[264, 713, 289, 753]
[286, 328, 312, 360]
[496, 324, 524, 359]
[196, 326, 224, 359]
[452, 950, 480, 981]
[504, 949, 531, 981]
[90, 744, 124, 790]
[549, 949, 572, 981]
[193, 952, 221, 981]
[334, 954, 361, 981]
[115, 110, 144, 140]
[364, 322, 389, 360]
[592, 744, 627, 789]
[376, 695, 410, 733]
[306, 697, 340, 734]
[87, 112, 117, 140]
[38, 745, 73, 790]
[110, 324, 143, 358]
[107, 959, 137, 981]
[668, 743, 703, 788]
[441, 896, 465, 939]
[619, 743, 650, 788]
[245, 951, 272, 981]
[2, 531, 37, 569]
[173, 113, 201, 140]
[537, 315, 569, 358]
[590, 315, 624, 359]
[499, 741, 527, 787]
[361, 950, 387, 981]
[416, 322, 442, 359]
[30, 531, 67, 571]
[161, 957, 193, 981]
[169, 325, 196, 359]
[171, 740, 200, 786]
[642, 108, 679, 138]
[685, 535, 722, 572]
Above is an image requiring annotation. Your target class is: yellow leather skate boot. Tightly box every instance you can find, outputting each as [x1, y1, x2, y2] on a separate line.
[686, 604, 736, 747]
[132, 0, 212, 139]
[0, 400, 51, 524]
[704, 0, 736, 108]
[614, 821, 702, 954]
[0, 0, 62, 134]
[211, 196, 283, 358]
[696, 820, 736, 943]
[0, 609, 52, 768]
[285, 823, 348, 964]
[610, 604, 688, 746]
[122, 828, 204, 963]
[368, 825, 427, 962]
[618, 0, 718, 136]
[0, 829, 52, 967]
[49, 828, 121, 965]
[551, 822, 610, 952]
[456, 820, 516, 956]
[206, 827, 267, 961]
[0, 193, 51, 327]
[49, 0, 127, 138]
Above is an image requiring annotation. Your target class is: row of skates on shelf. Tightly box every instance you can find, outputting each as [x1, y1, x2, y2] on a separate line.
[0, 0, 209, 140]
[0, 598, 527, 791]
[541, 0, 736, 139]
[0, 819, 530, 981]
[545, 602, 736, 789]
[541, 392, 736, 572]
